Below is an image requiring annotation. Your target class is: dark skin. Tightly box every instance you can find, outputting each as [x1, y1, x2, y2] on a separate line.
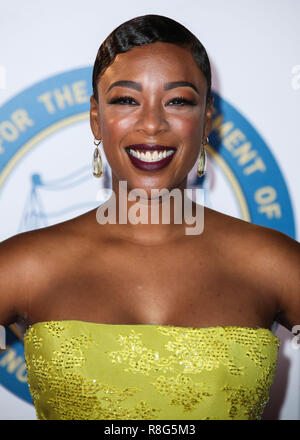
[0, 42, 299, 339]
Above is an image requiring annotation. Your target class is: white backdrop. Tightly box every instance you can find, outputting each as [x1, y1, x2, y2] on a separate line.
[0, 0, 299, 420]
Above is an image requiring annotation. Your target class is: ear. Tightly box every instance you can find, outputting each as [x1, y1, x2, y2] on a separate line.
[90, 95, 102, 140]
[203, 95, 213, 140]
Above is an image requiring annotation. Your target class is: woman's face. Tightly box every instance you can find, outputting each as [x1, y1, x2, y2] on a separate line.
[90, 42, 212, 195]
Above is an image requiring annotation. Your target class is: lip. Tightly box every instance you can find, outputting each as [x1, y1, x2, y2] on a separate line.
[125, 144, 177, 172]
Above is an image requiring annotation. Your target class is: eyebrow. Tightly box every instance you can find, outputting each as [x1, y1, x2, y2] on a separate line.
[105, 80, 199, 94]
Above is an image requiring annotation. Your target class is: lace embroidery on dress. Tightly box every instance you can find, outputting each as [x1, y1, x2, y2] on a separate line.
[24, 321, 280, 420]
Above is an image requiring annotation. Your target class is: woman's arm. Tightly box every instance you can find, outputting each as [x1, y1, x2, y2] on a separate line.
[269, 230, 300, 333]
[253, 227, 300, 333]
[0, 233, 35, 335]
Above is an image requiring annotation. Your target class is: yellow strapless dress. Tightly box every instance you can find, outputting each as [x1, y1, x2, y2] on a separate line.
[23, 320, 280, 420]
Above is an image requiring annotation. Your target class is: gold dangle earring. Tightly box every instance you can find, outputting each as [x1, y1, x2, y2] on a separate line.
[197, 137, 208, 178]
[92, 139, 103, 178]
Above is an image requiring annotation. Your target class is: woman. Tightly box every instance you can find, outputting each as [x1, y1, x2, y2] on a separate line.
[0, 14, 299, 420]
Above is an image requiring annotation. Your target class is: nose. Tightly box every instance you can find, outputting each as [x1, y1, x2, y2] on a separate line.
[135, 102, 169, 136]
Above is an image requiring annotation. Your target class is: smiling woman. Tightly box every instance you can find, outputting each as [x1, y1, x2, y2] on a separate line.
[89, 18, 213, 207]
[0, 14, 300, 421]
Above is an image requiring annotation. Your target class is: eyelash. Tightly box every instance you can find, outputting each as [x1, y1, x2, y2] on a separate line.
[108, 95, 196, 106]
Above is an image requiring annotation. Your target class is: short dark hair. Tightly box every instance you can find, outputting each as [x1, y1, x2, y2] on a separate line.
[92, 14, 212, 104]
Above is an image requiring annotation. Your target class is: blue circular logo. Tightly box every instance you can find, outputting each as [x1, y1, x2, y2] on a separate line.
[0, 67, 296, 404]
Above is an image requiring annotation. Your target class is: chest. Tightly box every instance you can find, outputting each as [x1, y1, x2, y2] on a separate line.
[29, 237, 276, 328]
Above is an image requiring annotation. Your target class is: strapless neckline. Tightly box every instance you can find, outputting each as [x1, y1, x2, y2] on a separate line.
[24, 318, 281, 420]
[24, 319, 280, 342]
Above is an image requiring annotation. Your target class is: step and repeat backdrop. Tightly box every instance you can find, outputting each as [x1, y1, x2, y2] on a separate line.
[0, 0, 299, 420]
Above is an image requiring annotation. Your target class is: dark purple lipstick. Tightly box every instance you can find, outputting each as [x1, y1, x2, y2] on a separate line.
[125, 144, 176, 171]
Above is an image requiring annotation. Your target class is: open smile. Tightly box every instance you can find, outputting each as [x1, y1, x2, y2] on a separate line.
[124, 144, 177, 171]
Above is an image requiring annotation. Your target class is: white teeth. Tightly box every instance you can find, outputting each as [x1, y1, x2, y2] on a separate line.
[152, 151, 159, 160]
[128, 149, 175, 162]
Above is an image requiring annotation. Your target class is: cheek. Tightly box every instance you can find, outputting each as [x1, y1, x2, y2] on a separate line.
[171, 114, 203, 143]
[101, 111, 134, 139]
[100, 112, 132, 166]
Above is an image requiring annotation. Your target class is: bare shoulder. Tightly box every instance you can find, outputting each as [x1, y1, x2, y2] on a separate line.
[205, 207, 300, 331]
[0, 228, 49, 326]
[245, 223, 300, 332]
[0, 212, 95, 327]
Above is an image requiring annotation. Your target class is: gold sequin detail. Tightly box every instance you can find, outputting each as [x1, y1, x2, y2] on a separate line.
[108, 326, 278, 377]
[24, 321, 280, 420]
[222, 327, 278, 368]
[44, 322, 66, 337]
[24, 322, 160, 420]
[52, 334, 97, 369]
[24, 327, 43, 350]
[157, 326, 245, 375]
[221, 362, 277, 420]
[45, 372, 153, 420]
[107, 329, 173, 375]
[151, 373, 213, 411]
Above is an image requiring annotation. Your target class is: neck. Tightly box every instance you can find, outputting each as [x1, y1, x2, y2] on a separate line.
[95, 177, 205, 246]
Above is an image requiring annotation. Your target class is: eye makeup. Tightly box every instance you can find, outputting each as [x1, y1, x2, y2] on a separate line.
[108, 95, 197, 106]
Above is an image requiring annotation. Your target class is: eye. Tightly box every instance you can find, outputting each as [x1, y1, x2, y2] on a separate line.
[166, 96, 196, 106]
[108, 96, 139, 105]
